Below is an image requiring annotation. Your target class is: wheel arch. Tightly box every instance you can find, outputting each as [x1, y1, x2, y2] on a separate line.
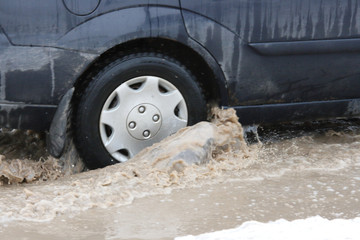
[72, 38, 229, 109]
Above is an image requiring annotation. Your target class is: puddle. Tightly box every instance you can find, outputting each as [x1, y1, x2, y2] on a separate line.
[0, 108, 359, 239]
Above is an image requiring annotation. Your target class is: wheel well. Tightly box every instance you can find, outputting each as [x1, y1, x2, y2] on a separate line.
[73, 38, 222, 106]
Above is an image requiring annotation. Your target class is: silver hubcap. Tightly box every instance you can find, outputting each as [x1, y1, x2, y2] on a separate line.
[99, 76, 188, 162]
[126, 104, 162, 140]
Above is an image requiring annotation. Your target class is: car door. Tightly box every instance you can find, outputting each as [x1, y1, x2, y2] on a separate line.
[181, 0, 360, 106]
[0, 0, 70, 105]
[0, 0, 102, 105]
[0, 0, 72, 45]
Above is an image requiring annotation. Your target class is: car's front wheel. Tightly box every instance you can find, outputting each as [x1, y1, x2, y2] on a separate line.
[74, 52, 207, 169]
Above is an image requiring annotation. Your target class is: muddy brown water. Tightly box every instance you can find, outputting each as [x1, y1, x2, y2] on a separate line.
[0, 109, 360, 240]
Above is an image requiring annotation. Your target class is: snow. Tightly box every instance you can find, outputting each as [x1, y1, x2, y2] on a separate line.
[176, 216, 360, 240]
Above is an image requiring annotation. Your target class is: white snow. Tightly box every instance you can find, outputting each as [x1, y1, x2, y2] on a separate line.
[176, 216, 360, 240]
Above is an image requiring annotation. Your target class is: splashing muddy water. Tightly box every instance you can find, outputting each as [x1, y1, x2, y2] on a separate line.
[0, 109, 360, 239]
[0, 108, 253, 221]
[0, 129, 62, 185]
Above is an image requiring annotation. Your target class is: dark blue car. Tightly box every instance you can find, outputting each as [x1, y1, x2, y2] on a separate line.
[0, 0, 359, 169]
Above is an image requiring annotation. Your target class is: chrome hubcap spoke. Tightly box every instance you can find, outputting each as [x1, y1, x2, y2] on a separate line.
[139, 76, 160, 94]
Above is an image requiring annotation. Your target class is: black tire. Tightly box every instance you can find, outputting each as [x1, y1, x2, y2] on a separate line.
[74, 52, 207, 169]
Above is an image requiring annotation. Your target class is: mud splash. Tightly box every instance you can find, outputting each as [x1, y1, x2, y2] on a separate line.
[125, 107, 252, 183]
[0, 129, 47, 160]
[0, 108, 250, 185]
[0, 108, 359, 225]
[0, 156, 62, 185]
[0, 129, 63, 185]
[0, 108, 256, 222]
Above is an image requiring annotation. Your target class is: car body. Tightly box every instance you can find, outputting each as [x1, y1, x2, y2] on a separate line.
[0, 0, 359, 168]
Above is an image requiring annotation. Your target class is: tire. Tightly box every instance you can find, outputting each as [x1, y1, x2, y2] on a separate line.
[74, 52, 207, 169]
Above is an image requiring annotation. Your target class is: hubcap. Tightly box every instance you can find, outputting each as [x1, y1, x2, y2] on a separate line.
[126, 104, 162, 140]
[99, 76, 188, 162]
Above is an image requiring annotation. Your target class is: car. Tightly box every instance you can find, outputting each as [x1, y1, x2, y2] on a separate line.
[0, 0, 359, 169]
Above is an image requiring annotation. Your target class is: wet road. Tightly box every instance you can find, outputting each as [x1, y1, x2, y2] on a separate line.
[1, 167, 359, 240]
[0, 112, 359, 240]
